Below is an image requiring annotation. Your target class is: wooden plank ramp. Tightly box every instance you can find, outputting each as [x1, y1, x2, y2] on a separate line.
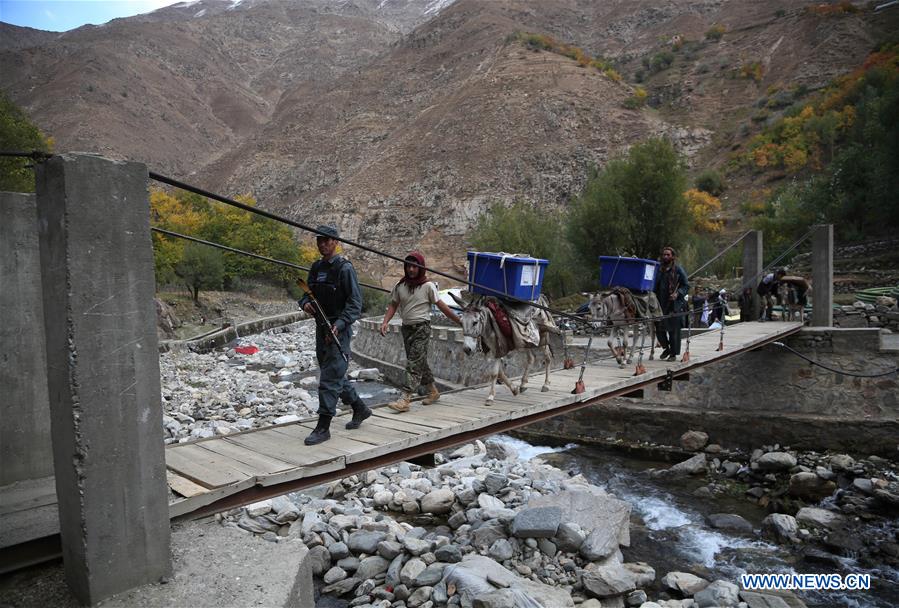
[165, 321, 802, 519]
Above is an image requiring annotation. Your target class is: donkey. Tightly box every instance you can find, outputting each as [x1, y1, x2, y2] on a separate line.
[589, 289, 661, 372]
[450, 293, 559, 405]
[778, 279, 811, 323]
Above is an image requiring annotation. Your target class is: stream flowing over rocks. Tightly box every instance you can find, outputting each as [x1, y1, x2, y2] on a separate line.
[211, 433, 897, 608]
[159, 321, 898, 608]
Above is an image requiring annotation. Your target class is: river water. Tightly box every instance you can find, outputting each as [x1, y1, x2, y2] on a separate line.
[313, 435, 897, 607]
[512, 437, 899, 608]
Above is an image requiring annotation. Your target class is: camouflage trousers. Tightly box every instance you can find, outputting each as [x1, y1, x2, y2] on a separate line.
[401, 321, 434, 393]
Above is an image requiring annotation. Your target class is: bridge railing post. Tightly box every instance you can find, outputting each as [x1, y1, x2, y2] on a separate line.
[812, 224, 834, 327]
[36, 154, 171, 604]
[741, 230, 763, 321]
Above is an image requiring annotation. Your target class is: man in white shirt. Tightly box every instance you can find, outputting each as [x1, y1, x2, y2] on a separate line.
[380, 251, 462, 412]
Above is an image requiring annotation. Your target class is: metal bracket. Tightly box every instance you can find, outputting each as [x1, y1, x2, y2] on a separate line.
[658, 370, 674, 392]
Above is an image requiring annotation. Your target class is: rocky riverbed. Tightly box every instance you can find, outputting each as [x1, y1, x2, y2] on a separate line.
[159, 319, 395, 443]
[214, 435, 899, 608]
[158, 319, 899, 608]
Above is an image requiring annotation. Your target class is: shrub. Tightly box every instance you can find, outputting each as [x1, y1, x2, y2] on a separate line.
[684, 188, 723, 233]
[705, 24, 726, 41]
[695, 169, 725, 196]
[623, 86, 648, 109]
[510, 31, 621, 81]
[807, 1, 860, 17]
[648, 51, 675, 73]
[740, 61, 764, 82]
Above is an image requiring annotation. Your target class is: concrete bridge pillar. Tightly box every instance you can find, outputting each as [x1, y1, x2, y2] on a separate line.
[0, 192, 53, 485]
[812, 224, 834, 327]
[35, 154, 171, 604]
[741, 230, 763, 321]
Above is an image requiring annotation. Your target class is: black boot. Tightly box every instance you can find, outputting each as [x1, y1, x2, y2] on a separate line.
[304, 414, 332, 445]
[345, 399, 372, 430]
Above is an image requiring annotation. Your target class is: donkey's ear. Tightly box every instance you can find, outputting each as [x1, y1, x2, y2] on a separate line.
[449, 291, 467, 308]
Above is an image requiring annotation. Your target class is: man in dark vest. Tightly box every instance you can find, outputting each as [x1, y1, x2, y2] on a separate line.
[653, 246, 690, 361]
[299, 225, 371, 445]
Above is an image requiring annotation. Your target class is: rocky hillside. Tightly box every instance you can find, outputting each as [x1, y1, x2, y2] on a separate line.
[0, 0, 447, 176]
[3, 0, 897, 280]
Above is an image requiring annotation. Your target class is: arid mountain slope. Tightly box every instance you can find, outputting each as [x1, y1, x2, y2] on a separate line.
[3, 0, 896, 280]
[0, 0, 449, 176]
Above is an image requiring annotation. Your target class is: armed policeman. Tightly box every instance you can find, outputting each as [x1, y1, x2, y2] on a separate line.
[299, 225, 371, 445]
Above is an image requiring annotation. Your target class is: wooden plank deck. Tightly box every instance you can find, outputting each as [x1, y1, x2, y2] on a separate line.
[0, 321, 801, 547]
[164, 321, 802, 518]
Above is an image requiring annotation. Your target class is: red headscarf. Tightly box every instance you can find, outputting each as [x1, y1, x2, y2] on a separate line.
[399, 251, 429, 291]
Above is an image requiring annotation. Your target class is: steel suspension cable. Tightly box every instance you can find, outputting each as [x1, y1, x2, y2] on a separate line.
[148, 171, 600, 324]
[151, 227, 391, 293]
[688, 231, 752, 279]
[6, 151, 811, 330]
[735, 227, 817, 300]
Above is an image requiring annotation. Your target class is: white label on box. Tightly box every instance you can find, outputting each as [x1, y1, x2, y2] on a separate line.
[520, 265, 537, 286]
[644, 264, 655, 282]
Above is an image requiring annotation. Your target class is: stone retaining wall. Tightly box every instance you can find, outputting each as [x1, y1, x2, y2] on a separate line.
[353, 322, 899, 456]
[352, 317, 567, 387]
[526, 327, 899, 456]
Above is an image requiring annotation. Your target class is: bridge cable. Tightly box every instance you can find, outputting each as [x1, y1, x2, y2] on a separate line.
[772, 342, 898, 378]
[4, 151, 804, 330]
[738, 227, 816, 294]
[151, 227, 391, 294]
[688, 231, 753, 280]
[149, 171, 757, 329]
[149, 171, 614, 325]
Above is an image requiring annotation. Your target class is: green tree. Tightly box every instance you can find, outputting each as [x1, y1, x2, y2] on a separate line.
[753, 59, 899, 244]
[0, 92, 53, 192]
[567, 139, 691, 265]
[469, 200, 582, 298]
[694, 169, 725, 196]
[176, 242, 224, 303]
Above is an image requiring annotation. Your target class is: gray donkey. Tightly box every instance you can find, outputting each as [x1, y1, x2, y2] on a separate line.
[589, 289, 661, 374]
[450, 293, 559, 405]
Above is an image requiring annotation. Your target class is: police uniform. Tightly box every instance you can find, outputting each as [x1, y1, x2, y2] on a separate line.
[299, 225, 370, 445]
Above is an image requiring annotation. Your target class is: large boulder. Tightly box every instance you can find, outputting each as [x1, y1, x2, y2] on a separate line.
[347, 530, 386, 555]
[622, 562, 656, 587]
[680, 431, 709, 451]
[659, 453, 708, 477]
[472, 520, 508, 550]
[661, 572, 710, 596]
[413, 562, 448, 587]
[473, 579, 574, 607]
[554, 522, 586, 552]
[694, 580, 740, 607]
[828, 454, 855, 472]
[478, 493, 506, 511]
[788, 472, 837, 502]
[400, 558, 427, 586]
[796, 507, 845, 529]
[529, 489, 630, 552]
[444, 555, 573, 608]
[355, 556, 390, 581]
[581, 563, 637, 598]
[707, 513, 753, 534]
[756, 452, 797, 472]
[485, 439, 519, 461]
[421, 488, 455, 514]
[511, 506, 562, 539]
[761, 514, 798, 543]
